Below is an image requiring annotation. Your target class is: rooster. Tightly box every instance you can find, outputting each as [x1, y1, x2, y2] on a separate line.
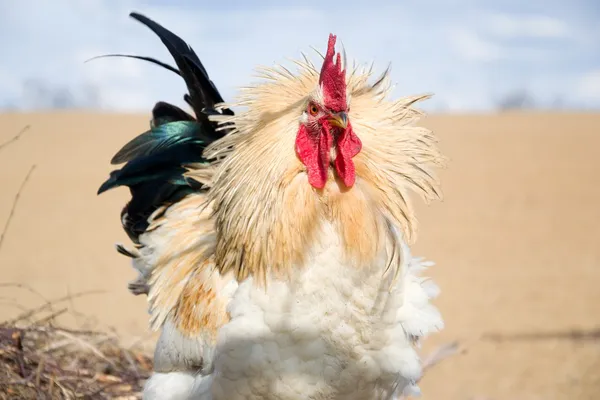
[98, 11, 445, 400]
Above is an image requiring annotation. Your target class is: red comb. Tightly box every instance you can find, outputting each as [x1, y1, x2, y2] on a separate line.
[319, 34, 347, 112]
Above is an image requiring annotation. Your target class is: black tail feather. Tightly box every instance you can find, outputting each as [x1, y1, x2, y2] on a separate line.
[129, 11, 234, 119]
[115, 244, 138, 258]
[151, 101, 195, 127]
[85, 54, 181, 76]
[97, 11, 235, 244]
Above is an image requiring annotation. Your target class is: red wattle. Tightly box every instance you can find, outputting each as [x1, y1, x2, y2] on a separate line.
[334, 121, 362, 187]
[295, 124, 332, 189]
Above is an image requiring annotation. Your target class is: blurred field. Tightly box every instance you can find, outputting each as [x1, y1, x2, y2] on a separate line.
[0, 111, 599, 399]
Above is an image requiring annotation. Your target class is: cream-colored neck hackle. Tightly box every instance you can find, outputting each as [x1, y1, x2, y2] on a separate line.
[186, 55, 446, 285]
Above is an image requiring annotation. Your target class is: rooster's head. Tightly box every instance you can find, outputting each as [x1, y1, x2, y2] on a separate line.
[296, 34, 361, 189]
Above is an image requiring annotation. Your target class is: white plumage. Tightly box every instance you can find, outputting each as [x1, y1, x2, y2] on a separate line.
[135, 208, 442, 399]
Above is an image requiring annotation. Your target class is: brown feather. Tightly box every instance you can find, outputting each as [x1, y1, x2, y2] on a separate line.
[140, 193, 233, 338]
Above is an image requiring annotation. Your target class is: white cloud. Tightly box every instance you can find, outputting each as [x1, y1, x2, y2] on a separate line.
[487, 14, 570, 39]
[576, 70, 600, 103]
[450, 29, 504, 62]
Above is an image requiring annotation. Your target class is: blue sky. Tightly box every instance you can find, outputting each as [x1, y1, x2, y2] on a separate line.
[0, 0, 598, 112]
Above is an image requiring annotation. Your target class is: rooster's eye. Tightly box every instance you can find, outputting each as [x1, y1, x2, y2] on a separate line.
[308, 104, 319, 116]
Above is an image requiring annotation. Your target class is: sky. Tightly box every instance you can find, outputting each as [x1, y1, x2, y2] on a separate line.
[0, 0, 599, 113]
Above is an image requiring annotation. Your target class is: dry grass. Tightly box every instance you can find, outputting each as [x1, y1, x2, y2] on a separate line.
[0, 289, 152, 400]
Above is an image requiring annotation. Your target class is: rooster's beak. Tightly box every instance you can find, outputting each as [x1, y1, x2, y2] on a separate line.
[328, 112, 348, 129]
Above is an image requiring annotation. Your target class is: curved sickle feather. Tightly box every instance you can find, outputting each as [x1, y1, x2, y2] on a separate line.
[85, 54, 181, 76]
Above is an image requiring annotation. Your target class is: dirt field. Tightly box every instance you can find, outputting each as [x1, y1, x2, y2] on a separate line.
[0, 111, 599, 399]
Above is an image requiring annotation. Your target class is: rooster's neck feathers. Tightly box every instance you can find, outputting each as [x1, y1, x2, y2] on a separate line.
[185, 55, 445, 284]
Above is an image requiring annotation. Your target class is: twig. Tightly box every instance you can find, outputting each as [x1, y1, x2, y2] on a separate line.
[66, 284, 97, 330]
[54, 378, 75, 399]
[34, 358, 44, 387]
[2, 289, 106, 325]
[396, 341, 464, 400]
[0, 125, 30, 153]
[11, 330, 26, 378]
[122, 349, 140, 379]
[0, 378, 34, 386]
[420, 341, 462, 372]
[0, 283, 49, 304]
[0, 300, 28, 313]
[54, 330, 116, 368]
[0, 164, 36, 253]
[30, 308, 68, 327]
[32, 324, 108, 337]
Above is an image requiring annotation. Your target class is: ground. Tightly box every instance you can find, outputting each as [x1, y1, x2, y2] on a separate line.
[0, 112, 599, 399]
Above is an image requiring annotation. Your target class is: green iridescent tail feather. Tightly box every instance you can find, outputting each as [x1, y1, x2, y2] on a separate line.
[97, 11, 234, 244]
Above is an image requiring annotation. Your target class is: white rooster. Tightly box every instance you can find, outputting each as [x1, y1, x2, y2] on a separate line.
[98, 11, 446, 400]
